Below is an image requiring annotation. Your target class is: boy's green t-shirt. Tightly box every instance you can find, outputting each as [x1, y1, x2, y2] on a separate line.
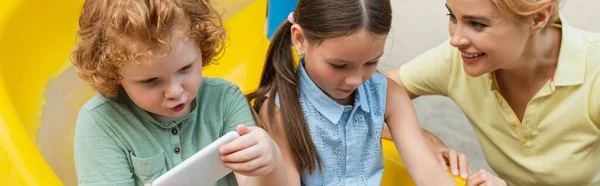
[74, 77, 256, 186]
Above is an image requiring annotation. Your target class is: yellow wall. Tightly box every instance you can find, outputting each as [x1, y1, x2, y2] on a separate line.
[0, 0, 268, 185]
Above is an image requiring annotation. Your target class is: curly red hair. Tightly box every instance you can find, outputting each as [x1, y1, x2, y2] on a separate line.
[73, 0, 226, 98]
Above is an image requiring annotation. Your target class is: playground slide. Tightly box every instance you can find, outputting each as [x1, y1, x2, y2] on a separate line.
[0, 0, 464, 185]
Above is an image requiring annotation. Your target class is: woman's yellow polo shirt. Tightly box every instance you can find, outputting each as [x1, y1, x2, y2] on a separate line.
[398, 19, 600, 186]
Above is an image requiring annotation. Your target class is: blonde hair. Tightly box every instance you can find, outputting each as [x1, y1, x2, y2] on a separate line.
[492, 0, 561, 26]
[73, 0, 226, 98]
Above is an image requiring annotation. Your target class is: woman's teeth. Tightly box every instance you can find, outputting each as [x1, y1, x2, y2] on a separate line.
[463, 53, 484, 58]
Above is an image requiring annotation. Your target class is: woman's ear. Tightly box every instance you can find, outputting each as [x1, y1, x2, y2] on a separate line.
[291, 24, 307, 54]
[530, 4, 553, 32]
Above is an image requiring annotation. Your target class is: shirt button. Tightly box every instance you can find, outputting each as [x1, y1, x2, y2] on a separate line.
[520, 137, 528, 143]
[171, 128, 178, 135]
[173, 147, 181, 154]
[497, 98, 503, 104]
[511, 120, 518, 126]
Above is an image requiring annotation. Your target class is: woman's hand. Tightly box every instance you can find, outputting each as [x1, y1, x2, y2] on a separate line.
[466, 169, 507, 186]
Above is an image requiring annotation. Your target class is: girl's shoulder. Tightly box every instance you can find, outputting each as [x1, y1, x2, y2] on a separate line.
[363, 72, 388, 93]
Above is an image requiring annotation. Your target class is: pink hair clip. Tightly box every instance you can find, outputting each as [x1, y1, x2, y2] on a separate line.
[288, 12, 295, 24]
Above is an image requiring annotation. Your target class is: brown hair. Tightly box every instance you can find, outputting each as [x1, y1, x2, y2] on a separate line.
[246, 0, 392, 174]
[492, 0, 561, 26]
[73, 0, 225, 98]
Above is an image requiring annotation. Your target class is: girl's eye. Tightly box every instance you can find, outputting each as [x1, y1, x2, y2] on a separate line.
[330, 63, 346, 69]
[366, 61, 378, 66]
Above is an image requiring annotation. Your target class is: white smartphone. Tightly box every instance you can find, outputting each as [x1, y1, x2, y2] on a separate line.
[152, 131, 241, 186]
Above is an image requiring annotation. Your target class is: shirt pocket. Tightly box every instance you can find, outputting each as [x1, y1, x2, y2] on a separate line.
[130, 151, 166, 181]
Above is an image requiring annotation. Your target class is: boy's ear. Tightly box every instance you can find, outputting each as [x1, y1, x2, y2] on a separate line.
[290, 25, 307, 54]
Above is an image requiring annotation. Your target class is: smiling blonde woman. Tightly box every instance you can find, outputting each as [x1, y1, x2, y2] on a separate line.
[385, 0, 600, 185]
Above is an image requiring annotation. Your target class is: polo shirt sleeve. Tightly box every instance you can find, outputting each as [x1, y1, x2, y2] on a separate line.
[74, 108, 135, 186]
[222, 85, 257, 134]
[399, 40, 457, 97]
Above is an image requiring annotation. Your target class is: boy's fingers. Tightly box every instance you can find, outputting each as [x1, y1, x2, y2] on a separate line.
[219, 135, 258, 154]
[236, 124, 250, 136]
[221, 145, 261, 163]
[223, 156, 267, 172]
[229, 164, 270, 176]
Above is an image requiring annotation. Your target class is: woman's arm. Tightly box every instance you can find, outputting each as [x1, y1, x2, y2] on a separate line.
[384, 78, 457, 185]
[384, 68, 419, 99]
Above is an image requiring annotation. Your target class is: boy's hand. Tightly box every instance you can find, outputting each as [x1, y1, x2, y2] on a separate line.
[219, 124, 281, 176]
[466, 169, 506, 186]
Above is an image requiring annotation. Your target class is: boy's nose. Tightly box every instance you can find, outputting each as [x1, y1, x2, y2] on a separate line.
[165, 83, 184, 99]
